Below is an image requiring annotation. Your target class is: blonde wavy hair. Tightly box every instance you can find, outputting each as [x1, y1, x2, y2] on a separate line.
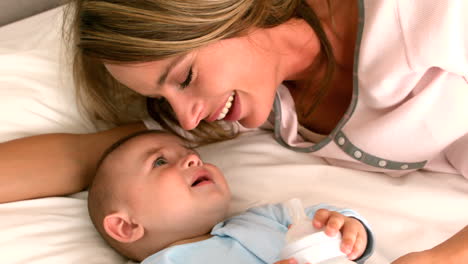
[64, 0, 335, 144]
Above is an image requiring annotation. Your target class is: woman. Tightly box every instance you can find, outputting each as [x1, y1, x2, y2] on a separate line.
[0, 0, 466, 263]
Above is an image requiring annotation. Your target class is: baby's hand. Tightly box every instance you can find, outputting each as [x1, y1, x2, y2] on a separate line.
[313, 209, 367, 260]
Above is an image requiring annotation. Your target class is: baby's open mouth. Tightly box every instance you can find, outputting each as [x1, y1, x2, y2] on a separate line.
[191, 175, 212, 187]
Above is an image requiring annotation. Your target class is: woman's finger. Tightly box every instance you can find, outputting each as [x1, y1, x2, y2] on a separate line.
[273, 258, 298, 264]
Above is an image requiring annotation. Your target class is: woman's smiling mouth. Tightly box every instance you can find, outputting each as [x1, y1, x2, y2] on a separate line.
[206, 91, 241, 122]
[206, 92, 235, 122]
[216, 92, 235, 120]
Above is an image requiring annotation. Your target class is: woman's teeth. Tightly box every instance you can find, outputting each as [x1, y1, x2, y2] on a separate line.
[216, 92, 235, 120]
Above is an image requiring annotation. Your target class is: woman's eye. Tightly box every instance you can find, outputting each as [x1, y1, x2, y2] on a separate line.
[153, 157, 168, 167]
[180, 67, 193, 89]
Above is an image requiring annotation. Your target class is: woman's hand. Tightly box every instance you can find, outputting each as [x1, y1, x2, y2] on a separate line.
[391, 250, 435, 264]
[313, 209, 368, 260]
[0, 122, 146, 203]
[273, 258, 304, 264]
[392, 225, 468, 264]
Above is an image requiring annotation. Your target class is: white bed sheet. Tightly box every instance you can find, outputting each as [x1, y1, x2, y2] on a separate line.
[1, 6, 467, 264]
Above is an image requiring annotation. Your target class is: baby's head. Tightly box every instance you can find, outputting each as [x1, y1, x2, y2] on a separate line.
[88, 130, 231, 261]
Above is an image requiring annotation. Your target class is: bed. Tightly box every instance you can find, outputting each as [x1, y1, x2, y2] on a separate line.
[1, 4, 467, 264]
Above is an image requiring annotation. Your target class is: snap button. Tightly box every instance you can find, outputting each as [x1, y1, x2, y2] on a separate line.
[401, 164, 409, 170]
[337, 137, 346, 146]
[354, 150, 362, 159]
[378, 160, 387, 167]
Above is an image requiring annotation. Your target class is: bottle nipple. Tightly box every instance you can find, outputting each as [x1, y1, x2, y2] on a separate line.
[285, 198, 319, 243]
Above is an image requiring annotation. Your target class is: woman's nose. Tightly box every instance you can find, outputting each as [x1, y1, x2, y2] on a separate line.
[182, 153, 203, 168]
[166, 94, 202, 130]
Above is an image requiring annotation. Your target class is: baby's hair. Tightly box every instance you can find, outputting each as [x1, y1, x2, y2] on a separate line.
[88, 129, 183, 260]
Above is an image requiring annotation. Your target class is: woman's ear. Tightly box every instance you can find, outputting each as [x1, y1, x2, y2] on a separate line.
[103, 212, 144, 243]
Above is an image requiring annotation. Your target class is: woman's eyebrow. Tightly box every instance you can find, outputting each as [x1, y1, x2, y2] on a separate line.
[157, 54, 188, 86]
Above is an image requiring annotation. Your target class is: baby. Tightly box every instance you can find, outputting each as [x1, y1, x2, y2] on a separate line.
[88, 130, 374, 264]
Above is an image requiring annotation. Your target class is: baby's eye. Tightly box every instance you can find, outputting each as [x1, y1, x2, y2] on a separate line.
[153, 157, 168, 167]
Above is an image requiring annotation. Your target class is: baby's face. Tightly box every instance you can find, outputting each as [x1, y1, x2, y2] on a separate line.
[107, 133, 231, 245]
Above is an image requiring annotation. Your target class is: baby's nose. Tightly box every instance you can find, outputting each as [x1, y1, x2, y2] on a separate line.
[183, 153, 203, 168]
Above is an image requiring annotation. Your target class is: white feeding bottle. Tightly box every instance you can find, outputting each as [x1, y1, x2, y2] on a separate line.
[280, 198, 355, 264]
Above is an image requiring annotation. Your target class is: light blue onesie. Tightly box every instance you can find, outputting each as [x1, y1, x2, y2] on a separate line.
[142, 203, 374, 264]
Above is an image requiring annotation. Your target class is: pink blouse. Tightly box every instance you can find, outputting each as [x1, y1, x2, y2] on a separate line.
[263, 0, 468, 178]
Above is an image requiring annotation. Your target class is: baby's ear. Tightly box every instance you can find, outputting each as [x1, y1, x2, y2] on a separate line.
[103, 212, 144, 243]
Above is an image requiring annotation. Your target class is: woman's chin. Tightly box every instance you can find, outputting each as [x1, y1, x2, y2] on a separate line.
[238, 114, 269, 129]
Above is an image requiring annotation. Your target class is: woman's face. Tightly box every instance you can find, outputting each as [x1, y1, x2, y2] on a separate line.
[105, 33, 283, 130]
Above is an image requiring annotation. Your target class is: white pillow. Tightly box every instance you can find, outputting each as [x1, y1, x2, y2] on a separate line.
[0, 6, 96, 143]
[0, 7, 131, 263]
